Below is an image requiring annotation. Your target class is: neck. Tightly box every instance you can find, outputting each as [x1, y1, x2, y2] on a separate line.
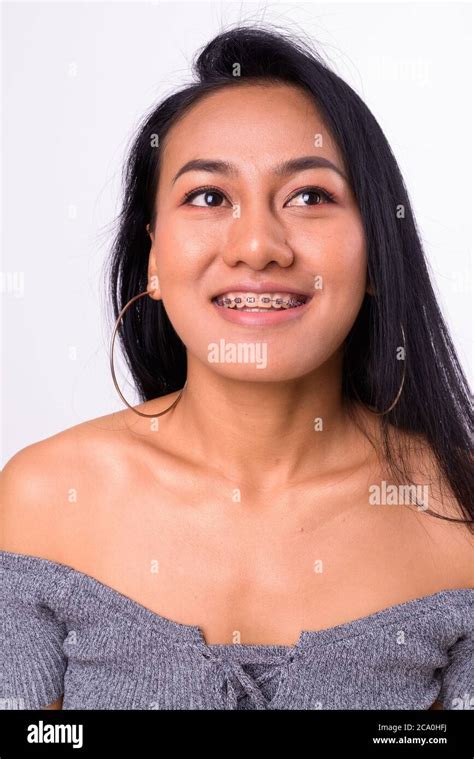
[168, 351, 369, 489]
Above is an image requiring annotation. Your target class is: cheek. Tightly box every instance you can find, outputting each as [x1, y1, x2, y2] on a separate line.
[303, 220, 367, 349]
[152, 227, 207, 342]
[314, 218, 366, 300]
[332, 233, 366, 305]
[153, 225, 201, 290]
[154, 216, 216, 276]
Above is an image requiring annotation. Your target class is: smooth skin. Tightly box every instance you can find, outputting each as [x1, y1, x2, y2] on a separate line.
[1, 84, 472, 710]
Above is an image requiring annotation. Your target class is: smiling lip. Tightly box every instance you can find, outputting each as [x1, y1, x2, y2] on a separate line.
[211, 281, 313, 300]
[211, 297, 312, 327]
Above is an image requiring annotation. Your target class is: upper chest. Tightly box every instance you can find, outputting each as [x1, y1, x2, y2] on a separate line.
[52, 440, 472, 646]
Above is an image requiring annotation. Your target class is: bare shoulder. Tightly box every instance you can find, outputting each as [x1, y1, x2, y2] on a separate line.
[0, 390, 187, 561]
[0, 408, 136, 558]
[388, 425, 474, 587]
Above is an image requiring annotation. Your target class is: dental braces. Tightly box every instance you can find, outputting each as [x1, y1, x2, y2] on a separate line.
[216, 294, 306, 309]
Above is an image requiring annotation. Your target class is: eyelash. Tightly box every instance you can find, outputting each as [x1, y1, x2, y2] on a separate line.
[181, 184, 336, 207]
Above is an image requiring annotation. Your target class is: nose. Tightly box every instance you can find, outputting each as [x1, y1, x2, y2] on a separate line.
[221, 201, 294, 270]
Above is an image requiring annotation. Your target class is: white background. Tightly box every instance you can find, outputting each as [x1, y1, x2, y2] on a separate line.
[1, 1, 472, 465]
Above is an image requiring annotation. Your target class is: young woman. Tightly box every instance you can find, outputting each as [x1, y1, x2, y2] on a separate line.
[1, 25, 472, 711]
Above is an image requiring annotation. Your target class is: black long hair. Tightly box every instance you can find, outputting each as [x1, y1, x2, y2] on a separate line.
[104, 24, 473, 530]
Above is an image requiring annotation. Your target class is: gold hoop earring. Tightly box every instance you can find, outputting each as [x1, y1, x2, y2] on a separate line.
[110, 288, 187, 418]
[350, 325, 406, 416]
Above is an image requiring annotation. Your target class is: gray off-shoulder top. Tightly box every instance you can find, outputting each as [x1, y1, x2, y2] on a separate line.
[1, 550, 472, 710]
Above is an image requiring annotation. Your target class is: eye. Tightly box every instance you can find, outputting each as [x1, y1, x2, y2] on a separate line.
[285, 186, 336, 207]
[182, 185, 230, 208]
[181, 184, 336, 209]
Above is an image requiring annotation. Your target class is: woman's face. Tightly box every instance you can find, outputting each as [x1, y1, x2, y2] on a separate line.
[148, 83, 367, 381]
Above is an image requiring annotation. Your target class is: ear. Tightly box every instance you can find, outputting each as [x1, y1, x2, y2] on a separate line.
[147, 243, 162, 301]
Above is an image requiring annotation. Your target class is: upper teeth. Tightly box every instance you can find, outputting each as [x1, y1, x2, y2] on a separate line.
[215, 292, 306, 309]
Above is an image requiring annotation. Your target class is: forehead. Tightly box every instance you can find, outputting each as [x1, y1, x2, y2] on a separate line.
[160, 83, 342, 176]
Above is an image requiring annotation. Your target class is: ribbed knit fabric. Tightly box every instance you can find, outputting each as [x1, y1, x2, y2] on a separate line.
[1, 550, 472, 710]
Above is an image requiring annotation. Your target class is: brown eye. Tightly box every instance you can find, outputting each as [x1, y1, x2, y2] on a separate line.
[286, 187, 336, 206]
[183, 187, 229, 207]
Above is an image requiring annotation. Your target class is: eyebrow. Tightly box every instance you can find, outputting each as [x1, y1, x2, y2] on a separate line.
[171, 156, 348, 185]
